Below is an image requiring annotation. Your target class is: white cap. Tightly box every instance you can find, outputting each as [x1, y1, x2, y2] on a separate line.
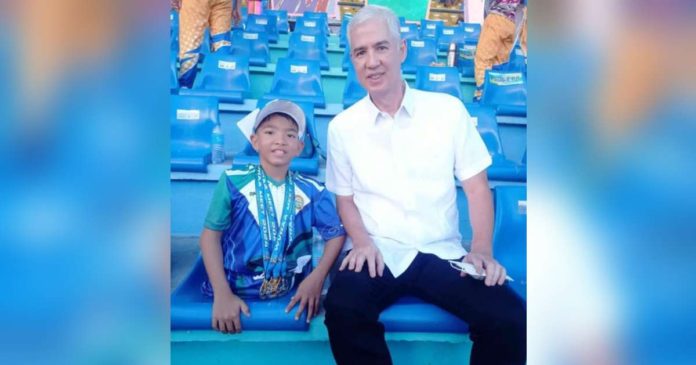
[253, 99, 306, 140]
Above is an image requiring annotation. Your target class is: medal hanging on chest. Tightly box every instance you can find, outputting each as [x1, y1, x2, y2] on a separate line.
[255, 167, 295, 299]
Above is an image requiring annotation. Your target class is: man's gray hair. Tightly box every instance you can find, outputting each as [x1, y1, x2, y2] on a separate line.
[346, 5, 401, 48]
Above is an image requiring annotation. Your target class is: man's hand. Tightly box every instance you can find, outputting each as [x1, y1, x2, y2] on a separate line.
[339, 240, 384, 278]
[463, 251, 507, 286]
[211, 291, 250, 333]
[285, 272, 324, 322]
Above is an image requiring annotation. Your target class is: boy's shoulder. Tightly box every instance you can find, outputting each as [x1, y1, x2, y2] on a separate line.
[221, 165, 257, 190]
[292, 172, 326, 195]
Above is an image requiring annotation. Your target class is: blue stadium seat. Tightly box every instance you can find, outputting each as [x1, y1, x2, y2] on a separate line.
[179, 53, 250, 103]
[399, 16, 406, 26]
[170, 95, 218, 172]
[468, 104, 526, 181]
[492, 45, 527, 75]
[380, 296, 469, 333]
[294, 16, 329, 39]
[302, 11, 330, 33]
[264, 58, 326, 108]
[341, 46, 352, 71]
[437, 25, 468, 52]
[339, 15, 352, 48]
[264, 9, 289, 34]
[455, 40, 477, 77]
[402, 38, 438, 74]
[245, 14, 278, 43]
[233, 100, 320, 175]
[171, 256, 309, 330]
[170, 55, 179, 93]
[399, 23, 419, 41]
[287, 32, 330, 70]
[231, 30, 270, 67]
[493, 186, 527, 299]
[420, 19, 443, 41]
[342, 65, 367, 108]
[460, 22, 481, 43]
[415, 65, 463, 100]
[481, 70, 527, 116]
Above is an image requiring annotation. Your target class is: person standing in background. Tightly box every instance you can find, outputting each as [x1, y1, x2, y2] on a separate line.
[474, 0, 527, 100]
[175, 0, 241, 87]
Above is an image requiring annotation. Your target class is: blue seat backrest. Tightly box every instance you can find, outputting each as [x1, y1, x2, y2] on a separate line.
[402, 38, 438, 74]
[493, 185, 527, 297]
[437, 25, 467, 52]
[342, 46, 352, 71]
[231, 30, 270, 66]
[342, 65, 367, 108]
[455, 40, 477, 77]
[415, 65, 463, 100]
[460, 22, 481, 43]
[171, 95, 218, 152]
[245, 14, 278, 43]
[170, 54, 179, 91]
[288, 32, 330, 70]
[399, 23, 419, 41]
[492, 45, 527, 74]
[263, 9, 289, 33]
[420, 19, 443, 40]
[193, 53, 250, 93]
[302, 11, 329, 31]
[242, 99, 317, 159]
[268, 57, 325, 106]
[339, 15, 352, 48]
[481, 70, 527, 116]
[467, 104, 505, 160]
[294, 16, 328, 38]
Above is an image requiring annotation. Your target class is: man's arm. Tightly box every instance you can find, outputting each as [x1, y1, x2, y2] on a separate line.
[285, 235, 345, 321]
[336, 195, 385, 278]
[199, 228, 250, 333]
[460, 170, 507, 286]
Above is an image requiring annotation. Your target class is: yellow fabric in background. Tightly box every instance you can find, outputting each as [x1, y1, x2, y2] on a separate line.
[178, 0, 232, 78]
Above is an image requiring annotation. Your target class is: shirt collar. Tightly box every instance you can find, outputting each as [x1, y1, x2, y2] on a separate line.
[364, 81, 415, 124]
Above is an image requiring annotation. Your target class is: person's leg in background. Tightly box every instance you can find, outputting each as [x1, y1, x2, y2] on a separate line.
[473, 12, 515, 100]
[178, 0, 210, 88]
[412, 253, 527, 365]
[209, 0, 232, 51]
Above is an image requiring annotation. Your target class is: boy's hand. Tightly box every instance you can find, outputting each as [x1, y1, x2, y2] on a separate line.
[212, 291, 250, 333]
[285, 272, 324, 323]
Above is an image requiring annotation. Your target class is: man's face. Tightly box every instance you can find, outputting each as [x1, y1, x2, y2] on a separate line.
[349, 18, 406, 98]
[251, 114, 304, 169]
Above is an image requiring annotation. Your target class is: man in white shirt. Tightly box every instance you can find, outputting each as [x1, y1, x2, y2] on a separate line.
[324, 5, 526, 365]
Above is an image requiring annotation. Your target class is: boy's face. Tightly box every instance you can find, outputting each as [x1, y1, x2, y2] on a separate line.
[250, 114, 304, 170]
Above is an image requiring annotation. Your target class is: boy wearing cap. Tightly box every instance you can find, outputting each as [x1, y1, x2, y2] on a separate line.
[199, 99, 346, 334]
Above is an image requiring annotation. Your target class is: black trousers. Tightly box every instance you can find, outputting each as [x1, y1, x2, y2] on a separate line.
[324, 252, 526, 365]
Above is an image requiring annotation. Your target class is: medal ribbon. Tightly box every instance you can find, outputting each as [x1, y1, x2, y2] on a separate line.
[255, 167, 295, 297]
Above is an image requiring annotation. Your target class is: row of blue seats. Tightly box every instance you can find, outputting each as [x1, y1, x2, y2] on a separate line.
[338, 16, 482, 52]
[171, 95, 320, 175]
[171, 89, 526, 181]
[171, 47, 525, 115]
[171, 184, 526, 331]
